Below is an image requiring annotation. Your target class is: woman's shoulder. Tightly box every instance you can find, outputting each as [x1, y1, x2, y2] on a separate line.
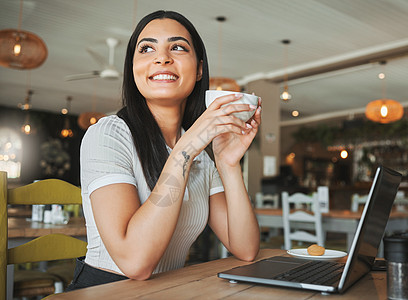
[81, 114, 132, 147]
[93, 114, 127, 127]
[81, 114, 135, 155]
[87, 114, 130, 134]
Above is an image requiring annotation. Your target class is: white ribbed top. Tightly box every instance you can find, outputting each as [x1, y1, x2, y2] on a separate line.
[80, 115, 224, 275]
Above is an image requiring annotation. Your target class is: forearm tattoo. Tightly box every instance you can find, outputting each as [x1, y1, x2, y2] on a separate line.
[149, 173, 182, 207]
[149, 151, 190, 207]
[181, 151, 190, 178]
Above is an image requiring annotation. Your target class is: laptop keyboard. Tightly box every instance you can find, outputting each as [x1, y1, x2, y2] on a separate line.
[272, 260, 345, 286]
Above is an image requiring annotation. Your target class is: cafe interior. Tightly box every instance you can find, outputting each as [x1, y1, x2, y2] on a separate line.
[1, 0, 408, 299]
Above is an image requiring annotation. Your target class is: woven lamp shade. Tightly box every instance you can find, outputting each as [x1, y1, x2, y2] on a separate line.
[78, 112, 106, 130]
[365, 99, 404, 124]
[0, 29, 47, 69]
[209, 77, 241, 92]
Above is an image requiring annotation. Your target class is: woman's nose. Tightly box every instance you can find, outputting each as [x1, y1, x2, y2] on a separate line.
[154, 51, 173, 65]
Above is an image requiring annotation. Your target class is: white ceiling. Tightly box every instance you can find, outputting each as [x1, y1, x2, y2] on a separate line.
[1, 0, 408, 123]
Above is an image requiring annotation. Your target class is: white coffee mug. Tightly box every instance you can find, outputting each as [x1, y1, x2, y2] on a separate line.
[205, 90, 258, 122]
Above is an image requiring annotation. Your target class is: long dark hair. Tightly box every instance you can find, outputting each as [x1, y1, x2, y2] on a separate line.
[117, 10, 209, 191]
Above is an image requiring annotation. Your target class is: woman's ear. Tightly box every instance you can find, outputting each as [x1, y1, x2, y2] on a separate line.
[196, 60, 203, 81]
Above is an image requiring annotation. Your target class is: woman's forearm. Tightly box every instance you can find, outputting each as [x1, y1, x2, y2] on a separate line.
[216, 163, 260, 261]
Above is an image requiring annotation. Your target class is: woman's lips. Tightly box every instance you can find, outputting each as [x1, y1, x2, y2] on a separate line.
[149, 72, 178, 81]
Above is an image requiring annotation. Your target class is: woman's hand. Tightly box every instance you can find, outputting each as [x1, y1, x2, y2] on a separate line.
[212, 96, 262, 167]
[178, 93, 260, 160]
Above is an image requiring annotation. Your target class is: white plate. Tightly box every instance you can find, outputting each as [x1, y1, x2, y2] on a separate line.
[287, 248, 347, 260]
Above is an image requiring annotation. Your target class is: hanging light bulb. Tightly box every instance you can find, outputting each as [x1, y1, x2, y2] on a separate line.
[13, 36, 22, 56]
[60, 96, 74, 138]
[18, 73, 32, 110]
[340, 150, 348, 159]
[280, 39, 292, 102]
[292, 110, 299, 117]
[380, 104, 388, 118]
[61, 108, 68, 115]
[60, 124, 73, 138]
[21, 123, 31, 135]
[89, 116, 97, 124]
[20, 89, 33, 135]
[21, 114, 32, 134]
[280, 88, 292, 101]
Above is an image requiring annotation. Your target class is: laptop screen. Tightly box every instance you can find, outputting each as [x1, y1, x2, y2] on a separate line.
[339, 165, 402, 292]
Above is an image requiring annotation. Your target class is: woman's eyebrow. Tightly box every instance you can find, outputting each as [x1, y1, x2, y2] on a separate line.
[168, 36, 190, 45]
[137, 38, 157, 47]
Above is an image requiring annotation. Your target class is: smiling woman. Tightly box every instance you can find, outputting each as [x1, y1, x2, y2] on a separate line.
[67, 10, 261, 292]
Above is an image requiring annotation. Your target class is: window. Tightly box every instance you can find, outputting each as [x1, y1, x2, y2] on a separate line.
[0, 128, 22, 179]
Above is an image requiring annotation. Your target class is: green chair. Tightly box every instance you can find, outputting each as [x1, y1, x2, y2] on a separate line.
[0, 171, 87, 300]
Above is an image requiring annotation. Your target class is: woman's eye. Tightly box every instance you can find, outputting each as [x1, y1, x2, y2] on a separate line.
[172, 44, 188, 51]
[139, 45, 154, 53]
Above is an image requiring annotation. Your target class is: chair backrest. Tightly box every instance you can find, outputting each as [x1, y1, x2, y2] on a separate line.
[255, 193, 279, 209]
[282, 191, 324, 250]
[0, 171, 87, 299]
[351, 193, 368, 212]
[264, 194, 279, 208]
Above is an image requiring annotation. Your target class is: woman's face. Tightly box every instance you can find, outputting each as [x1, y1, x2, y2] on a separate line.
[133, 18, 202, 105]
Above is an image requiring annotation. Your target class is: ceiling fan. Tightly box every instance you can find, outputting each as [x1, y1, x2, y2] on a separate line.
[65, 37, 121, 81]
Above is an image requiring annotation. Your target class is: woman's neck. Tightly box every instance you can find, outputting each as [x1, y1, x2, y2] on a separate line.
[148, 103, 184, 149]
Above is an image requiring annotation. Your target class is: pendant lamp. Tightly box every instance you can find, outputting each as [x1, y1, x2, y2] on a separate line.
[209, 16, 240, 92]
[78, 80, 106, 130]
[365, 99, 404, 124]
[280, 39, 292, 101]
[365, 61, 404, 124]
[20, 89, 33, 135]
[0, 0, 47, 70]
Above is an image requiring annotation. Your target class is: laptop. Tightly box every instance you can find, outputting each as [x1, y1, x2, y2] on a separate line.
[218, 165, 402, 294]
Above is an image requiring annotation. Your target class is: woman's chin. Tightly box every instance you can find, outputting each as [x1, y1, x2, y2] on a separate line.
[144, 90, 192, 104]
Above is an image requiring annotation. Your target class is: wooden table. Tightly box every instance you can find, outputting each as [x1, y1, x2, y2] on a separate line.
[7, 207, 32, 218]
[7, 217, 86, 300]
[256, 208, 408, 252]
[48, 249, 387, 299]
[8, 216, 86, 239]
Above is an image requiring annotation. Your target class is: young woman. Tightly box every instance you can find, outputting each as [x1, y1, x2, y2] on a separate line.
[67, 10, 261, 291]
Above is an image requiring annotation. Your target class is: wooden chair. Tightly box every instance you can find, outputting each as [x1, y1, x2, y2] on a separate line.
[255, 192, 279, 208]
[282, 191, 324, 250]
[351, 193, 368, 212]
[0, 171, 87, 300]
[262, 194, 279, 209]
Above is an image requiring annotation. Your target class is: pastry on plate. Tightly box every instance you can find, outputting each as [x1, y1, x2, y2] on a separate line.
[307, 244, 325, 256]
